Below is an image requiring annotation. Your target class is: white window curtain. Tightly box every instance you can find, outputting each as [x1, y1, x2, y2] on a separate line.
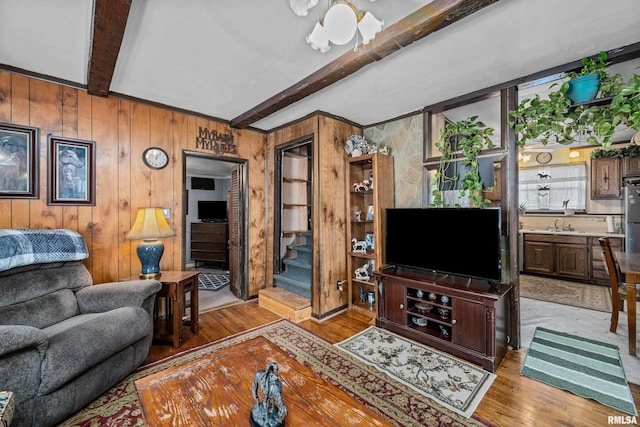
[519, 163, 587, 211]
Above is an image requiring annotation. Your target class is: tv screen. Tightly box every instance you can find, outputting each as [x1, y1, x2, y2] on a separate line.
[385, 208, 502, 283]
[198, 200, 227, 222]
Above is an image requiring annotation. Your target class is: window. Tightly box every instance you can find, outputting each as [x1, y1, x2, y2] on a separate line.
[519, 163, 586, 212]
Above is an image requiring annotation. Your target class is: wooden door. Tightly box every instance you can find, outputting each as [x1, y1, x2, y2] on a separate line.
[524, 241, 554, 274]
[556, 244, 590, 279]
[451, 298, 486, 354]
[590, 158, 622, 199]
[229, 165, 243, 299]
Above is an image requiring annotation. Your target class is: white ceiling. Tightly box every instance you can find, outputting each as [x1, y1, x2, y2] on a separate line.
[0, 0, 639, 134]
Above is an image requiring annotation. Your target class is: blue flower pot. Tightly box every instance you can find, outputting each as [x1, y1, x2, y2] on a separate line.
[566, 73, 601, 104]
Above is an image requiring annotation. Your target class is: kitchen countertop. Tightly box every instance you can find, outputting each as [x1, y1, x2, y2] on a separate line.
[519, 229, 625, 238]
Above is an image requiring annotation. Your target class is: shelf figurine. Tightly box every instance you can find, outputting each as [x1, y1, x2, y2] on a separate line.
[352, 238, 367, 253]
[355, 264, 370, 281]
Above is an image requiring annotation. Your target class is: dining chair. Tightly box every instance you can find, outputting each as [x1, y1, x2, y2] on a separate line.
[599, 237, 640, 333]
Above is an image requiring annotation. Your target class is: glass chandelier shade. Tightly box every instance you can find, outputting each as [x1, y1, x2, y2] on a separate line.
[300, 0, 383, 52]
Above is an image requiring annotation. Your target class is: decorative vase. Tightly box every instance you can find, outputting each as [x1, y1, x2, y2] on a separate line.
[416, 289, 424, 298]
[566, 73, 601, 104]
[367, 291, 375, 306]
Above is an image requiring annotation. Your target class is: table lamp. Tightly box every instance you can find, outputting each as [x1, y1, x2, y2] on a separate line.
[126, 207, 175, 279]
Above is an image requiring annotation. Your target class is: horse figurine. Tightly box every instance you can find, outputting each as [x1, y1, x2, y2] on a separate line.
[250, 362, 286, 427]
[352, 238, 367, 253]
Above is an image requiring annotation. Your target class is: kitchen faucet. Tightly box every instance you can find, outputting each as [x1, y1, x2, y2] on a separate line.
[554, 218, 564, 231]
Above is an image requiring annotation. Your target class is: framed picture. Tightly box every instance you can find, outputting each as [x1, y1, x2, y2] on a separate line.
[48, 135, 96, 205]
[0, 122, 39, 198]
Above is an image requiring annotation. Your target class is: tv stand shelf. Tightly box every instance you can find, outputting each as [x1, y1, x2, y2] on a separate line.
[375, 266, 511, 372]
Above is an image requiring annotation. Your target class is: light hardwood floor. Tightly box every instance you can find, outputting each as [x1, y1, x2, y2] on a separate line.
[146, 301, 640, 427]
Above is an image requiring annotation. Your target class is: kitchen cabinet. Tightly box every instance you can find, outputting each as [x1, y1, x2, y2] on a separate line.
[591, 157, 622, 199]
[623, 157, 640, 177]
[523, 233, 590, 280]
[376, 266, 511, 372]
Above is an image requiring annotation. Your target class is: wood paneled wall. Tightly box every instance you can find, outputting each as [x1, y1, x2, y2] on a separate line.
[0, 70, 267, 288]
[267, 114, 360, 318]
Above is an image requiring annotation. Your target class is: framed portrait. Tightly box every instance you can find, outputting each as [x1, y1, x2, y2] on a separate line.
[48, 135, 96, 205]
[0, 122, 39, 198]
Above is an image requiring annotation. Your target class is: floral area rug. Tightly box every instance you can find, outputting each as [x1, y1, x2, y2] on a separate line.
[60, 319, 493, 427]
[520, 274, 612, 312]
[336, 326, 496, 418]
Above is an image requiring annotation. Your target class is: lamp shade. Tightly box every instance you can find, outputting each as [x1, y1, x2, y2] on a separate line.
[357, 11, 383, 44]
[323, 2, 358, 45]
[307, 21, 331, 52]
[126, 208, 174, 241]
[290, 0, 319, 16]
[126, 208, 174, 279]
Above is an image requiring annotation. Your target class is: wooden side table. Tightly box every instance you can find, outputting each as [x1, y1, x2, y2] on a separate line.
[130, 271, 200, 347]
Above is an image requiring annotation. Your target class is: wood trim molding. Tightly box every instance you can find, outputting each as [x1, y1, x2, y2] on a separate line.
[230, 0, 499, 129]
[87, 0, 133, 97]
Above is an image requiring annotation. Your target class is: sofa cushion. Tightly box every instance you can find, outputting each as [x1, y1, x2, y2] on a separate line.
[0, 289, 80, 329]
[39, 306, 152, 395]
[0, 262, 92, 309]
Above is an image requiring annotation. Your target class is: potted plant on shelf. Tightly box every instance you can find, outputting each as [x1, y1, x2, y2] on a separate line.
[431, 115, 495, 208]
[509, 51, 640, 149]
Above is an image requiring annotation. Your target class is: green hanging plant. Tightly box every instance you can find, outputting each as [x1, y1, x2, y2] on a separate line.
[509, 51, 640, 149]
[431, 116, 495, 208]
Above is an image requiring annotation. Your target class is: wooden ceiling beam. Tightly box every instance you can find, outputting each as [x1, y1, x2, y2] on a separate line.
[87, 0, 132, 97]
[230, 0, 499, 129]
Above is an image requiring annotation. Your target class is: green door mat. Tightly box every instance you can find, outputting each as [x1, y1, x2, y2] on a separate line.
[521, 327, 637, 416]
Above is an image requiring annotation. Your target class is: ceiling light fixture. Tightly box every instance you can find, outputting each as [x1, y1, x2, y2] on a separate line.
[291, 0, 383, 52]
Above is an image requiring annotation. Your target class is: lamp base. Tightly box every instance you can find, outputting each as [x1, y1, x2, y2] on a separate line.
[139, 272, 162, 280]
[137, 239, 165, 279]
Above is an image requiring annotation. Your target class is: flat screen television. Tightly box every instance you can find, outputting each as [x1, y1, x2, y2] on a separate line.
[384, 208, 502, 286]
[198, 200, 227, 222]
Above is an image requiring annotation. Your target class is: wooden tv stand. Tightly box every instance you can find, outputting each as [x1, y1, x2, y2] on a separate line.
[375, 266, 511, 372]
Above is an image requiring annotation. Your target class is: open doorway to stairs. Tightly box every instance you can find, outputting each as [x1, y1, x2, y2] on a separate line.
[183, 151, 248, 313]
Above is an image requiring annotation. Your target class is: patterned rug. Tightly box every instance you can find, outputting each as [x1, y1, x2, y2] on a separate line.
[59, 319, 494, 426]
[520, 274, 612, 312]
[198, 272, 229, 290]
[336, 326, 496, 418]
[521, 327, 637, 416]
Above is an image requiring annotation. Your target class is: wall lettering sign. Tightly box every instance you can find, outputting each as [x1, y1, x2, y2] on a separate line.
[196, 127, 237, 154]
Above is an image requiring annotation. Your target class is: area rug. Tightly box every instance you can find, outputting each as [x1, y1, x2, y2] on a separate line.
[520, 274, 612, 312]
[336, 326, 496, 419]
[198, 272, 229, 290]
[521, 327, 637, 416]
[59, 319, 494, 427]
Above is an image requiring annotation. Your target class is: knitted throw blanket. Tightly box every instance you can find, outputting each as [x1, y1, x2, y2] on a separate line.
[0, 229, 88, 271]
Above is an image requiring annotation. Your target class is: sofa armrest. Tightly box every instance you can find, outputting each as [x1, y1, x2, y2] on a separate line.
[0, 325, 48, 358]
[76, 280, 162, 314]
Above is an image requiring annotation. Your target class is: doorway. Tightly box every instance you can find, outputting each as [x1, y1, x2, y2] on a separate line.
[182, 151, 248, 312]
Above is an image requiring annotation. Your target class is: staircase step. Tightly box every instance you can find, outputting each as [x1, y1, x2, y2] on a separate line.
[283, 257, 312, 270]
[259, 287, 311, 323]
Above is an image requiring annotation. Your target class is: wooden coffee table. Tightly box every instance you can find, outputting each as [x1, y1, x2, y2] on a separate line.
[135, 336, 392, 426]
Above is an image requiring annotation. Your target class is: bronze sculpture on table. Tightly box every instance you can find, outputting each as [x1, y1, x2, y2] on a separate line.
[250, 362, 286, 427]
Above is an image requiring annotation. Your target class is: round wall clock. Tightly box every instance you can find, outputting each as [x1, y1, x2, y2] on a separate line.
[536, 152, 552, 164]
[142, 147, 169, 169]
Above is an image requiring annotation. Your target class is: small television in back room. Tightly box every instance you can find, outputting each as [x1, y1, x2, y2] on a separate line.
[198, 200, 227, 222]
[384, 208, 502, 286]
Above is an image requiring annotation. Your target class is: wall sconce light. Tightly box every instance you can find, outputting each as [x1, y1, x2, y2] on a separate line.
[126, 207, 175, 279]
[293, 0, 383, 52]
